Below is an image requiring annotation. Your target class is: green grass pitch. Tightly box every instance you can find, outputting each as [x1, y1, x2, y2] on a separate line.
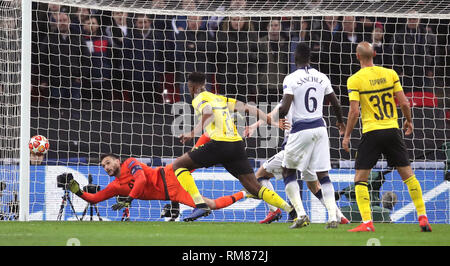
[0, 221, 449, 246]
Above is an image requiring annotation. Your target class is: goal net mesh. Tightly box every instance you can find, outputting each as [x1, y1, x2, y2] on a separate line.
[0, 0, 21, 221]
[5, 0, 450, 223]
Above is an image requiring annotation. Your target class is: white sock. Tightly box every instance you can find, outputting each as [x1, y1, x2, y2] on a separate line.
[336, 205, 345, 220]
[259, 178, 278, 212]
[320, 180, 338, 222]
[317, 194, 344, 221]
[285, 181, 306, 217]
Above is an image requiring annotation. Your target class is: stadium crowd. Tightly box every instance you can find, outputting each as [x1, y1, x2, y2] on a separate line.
[30, 1, 448, 112]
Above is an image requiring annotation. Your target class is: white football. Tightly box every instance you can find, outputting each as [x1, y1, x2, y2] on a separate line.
[29, 135, 50, 155]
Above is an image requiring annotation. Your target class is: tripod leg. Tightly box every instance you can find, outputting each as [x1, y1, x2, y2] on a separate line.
[90, 205, 94, 221]
[94, 205, 102, 221]
[81, 203, 89, 221]
[66, 195, 79, 221]
[57, 194, 68, 221]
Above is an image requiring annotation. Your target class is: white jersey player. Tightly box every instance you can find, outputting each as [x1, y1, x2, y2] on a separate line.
[278, 43, 346, 228]
[244, 102, 350, 226]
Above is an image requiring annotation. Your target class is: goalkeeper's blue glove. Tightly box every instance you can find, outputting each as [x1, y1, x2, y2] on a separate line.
[112, 196, 133, 211]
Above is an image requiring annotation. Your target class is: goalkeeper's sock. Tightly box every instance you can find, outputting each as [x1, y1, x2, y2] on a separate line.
[258, 186, 293, 213]
[258, 177, 278, 212]
[175, 168, 206, 206]
[404, 175, 426, 217]
[285, 180, 306, 217]
[319, 176, 338, 222]
[355, 181, 372, 223]
[213, 191, 244, 209]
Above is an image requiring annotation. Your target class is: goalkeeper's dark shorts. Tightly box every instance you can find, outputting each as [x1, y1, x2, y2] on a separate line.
[355, 128, 410, 170]
[188, 140, 254, 178]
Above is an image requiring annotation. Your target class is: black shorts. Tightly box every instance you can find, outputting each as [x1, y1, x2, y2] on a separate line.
[355, 128, 410, 170]
[188, 140, 254, 178]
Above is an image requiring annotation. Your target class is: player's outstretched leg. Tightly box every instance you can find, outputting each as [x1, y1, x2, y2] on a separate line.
[283, 169, 309, 229]
[310, 186, 350, 224]
[398, 166, 431, 232]
[173, 154, 210, 212]
[348, 178, 375, 232]
[183, 208, 211, 222]
[316, 172, 339, 228]
[183, 191, 246, 222]
[257, 176, 282, 224]
[238, 173, 294, 216]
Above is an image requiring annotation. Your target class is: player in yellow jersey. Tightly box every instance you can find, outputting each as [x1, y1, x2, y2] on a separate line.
[343, 42, 431, 232]
[173, 72, 295, 222]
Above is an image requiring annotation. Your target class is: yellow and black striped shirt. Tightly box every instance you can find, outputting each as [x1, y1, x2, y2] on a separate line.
[191, 91, 242, 142]
[347, 66, 403, 134]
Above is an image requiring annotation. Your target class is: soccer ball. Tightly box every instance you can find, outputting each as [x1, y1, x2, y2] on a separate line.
[29, 135, 50, 155]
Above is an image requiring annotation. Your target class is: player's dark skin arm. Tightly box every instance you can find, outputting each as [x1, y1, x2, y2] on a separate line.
[277, 94, 298, 178]
[233, 100, 272, 125]
[278, 94, 293, 118]
[179, 104, 214, 143]
[325, 92, 346, 135]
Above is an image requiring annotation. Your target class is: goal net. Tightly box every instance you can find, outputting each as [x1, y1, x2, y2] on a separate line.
[5, 0, 450, 223]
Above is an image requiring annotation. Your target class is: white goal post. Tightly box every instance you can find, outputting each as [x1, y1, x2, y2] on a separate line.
[1, 0, 448, 222]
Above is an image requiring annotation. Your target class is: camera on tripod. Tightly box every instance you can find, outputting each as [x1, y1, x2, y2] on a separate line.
[56, 172, 77, 221]
[81, 174, 102, 221]
[57, 173, 74, 190]
[83, 174, 100, 194]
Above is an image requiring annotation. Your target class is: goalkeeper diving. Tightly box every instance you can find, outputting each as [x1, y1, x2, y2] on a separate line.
[68, 153, 246, 221]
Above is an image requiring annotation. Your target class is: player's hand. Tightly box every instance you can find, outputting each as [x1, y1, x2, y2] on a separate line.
[179, 132, 194, 144]
[266, 114, 272, 126]
[342, 136, 350, 153]
[111, 196, 133, 211]
[403, 120, 413, 136]
[278, 118, 291, 131]
[68, 179, 83, 197]
[243, 124, 258, 137]
[336, 122, 346, 136]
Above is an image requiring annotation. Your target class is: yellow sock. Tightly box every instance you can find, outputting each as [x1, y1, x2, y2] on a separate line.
[404, 175, 426, 216]
[355, 182, 372, 222]
[174, 168, 205, 205]
[258, 186, 293, 213]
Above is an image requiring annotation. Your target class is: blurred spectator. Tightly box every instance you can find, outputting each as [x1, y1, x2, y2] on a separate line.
[38, 11, 81, 112]
[171, 0, 206, 35]
[46, 3, 61, 33]
[105, 11, 132, 100]
[151, 0, 176, 73]
[175, 15, 216, 103]
[290, 18, 314, 73]
[423, 68, 436, 93]
[30, 152, 45, 165]
[258, 18, 290, 103]
[372, 22, 393, 67]
[123, 14, 165, 103]
[80, 16, 113, 101]
[70, 7, 92, 35]
[356, 16, 375, 42]
[393, 13, 436, 92]
[331, 16, 361, 105]
[311, 16, 340, 77]
[32, 3, 57, 35]
[216, 16, 259, 102]
[206, 0, 247, 39]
